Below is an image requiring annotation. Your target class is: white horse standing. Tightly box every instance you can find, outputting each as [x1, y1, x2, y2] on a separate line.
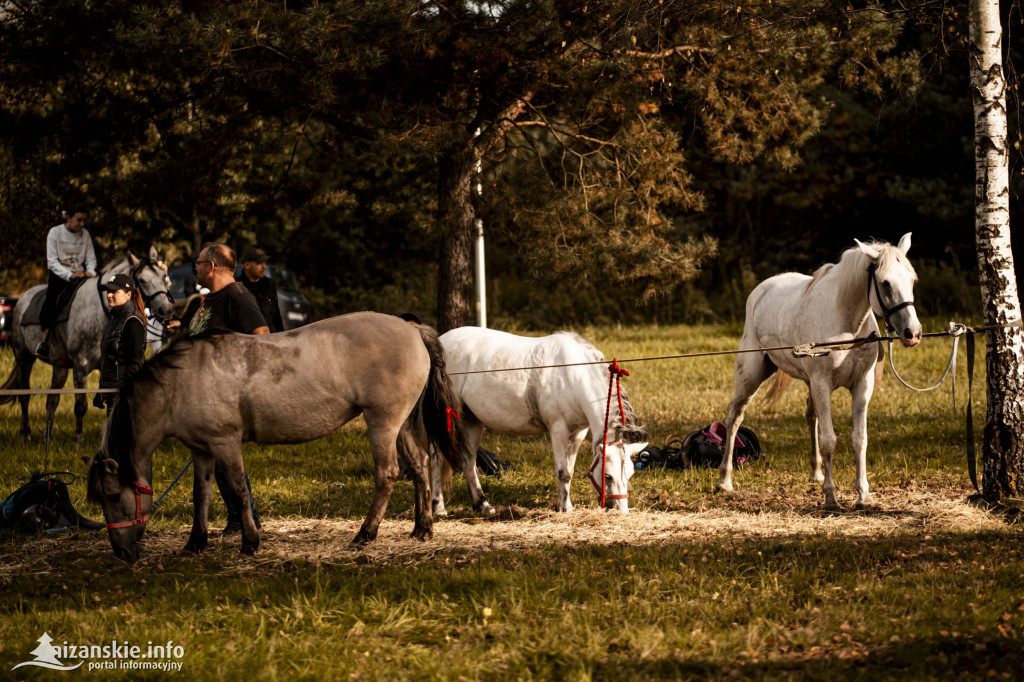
[434, 329, 648, 514]
[718, 234, 922, 510]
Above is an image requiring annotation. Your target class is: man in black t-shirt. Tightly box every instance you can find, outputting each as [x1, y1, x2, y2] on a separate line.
[237, 246, 284, 333]
[188, 242, 268, 535]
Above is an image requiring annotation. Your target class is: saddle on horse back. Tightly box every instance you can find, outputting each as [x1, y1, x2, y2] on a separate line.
[20, 277, 98, 329]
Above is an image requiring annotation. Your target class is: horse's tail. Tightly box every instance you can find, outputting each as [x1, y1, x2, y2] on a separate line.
[409, 325, 466, 473]
[0, 358, 26, 405]
[764, 370, 794, 409]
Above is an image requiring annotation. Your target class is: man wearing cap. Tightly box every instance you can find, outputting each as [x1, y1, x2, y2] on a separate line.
[95, 273, 147, 413]
[237, 246, 284, 333]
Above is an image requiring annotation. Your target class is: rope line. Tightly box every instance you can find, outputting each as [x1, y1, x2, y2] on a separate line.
[447, 321, 1019, 376]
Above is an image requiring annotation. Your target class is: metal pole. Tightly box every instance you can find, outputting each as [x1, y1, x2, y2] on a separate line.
[474, 130, 487, 328]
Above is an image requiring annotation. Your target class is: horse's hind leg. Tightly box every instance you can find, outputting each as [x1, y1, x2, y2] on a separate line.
[430, 416, 489, 516]
[44, 366, 69, 446]
[397, 424, 433, 541]
[806, 394, 824, 483]
[717, 350, 776, 493]
[353, 412, 402, 545]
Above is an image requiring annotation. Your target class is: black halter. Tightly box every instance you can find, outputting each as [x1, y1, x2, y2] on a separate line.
[867, 262, 914, 333]
[130, 259, 174, 313]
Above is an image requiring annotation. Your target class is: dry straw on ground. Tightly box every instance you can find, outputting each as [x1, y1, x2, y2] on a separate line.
[0, 489, 1005, 576]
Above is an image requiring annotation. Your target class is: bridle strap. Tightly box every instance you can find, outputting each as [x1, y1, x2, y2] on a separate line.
[105, 481, 153, 529]
[589, 359, 631, 505]
[867, 262, 915, 333]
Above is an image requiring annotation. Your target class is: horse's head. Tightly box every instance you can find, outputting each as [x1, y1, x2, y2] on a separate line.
[590, 441, 648, 512]
[86, 397, 151, 562]
[128, 248, 175, 323]
[856, 232, 922, 347]
[87, 449, 153, 563]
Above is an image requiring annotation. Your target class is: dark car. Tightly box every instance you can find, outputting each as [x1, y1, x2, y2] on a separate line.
[0, 294, 18, 344]
[167, 263, 311, 330]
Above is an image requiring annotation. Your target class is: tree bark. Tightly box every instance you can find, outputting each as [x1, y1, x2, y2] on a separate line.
[435, 141, 477, 334]
[969, 0, 1024, 500]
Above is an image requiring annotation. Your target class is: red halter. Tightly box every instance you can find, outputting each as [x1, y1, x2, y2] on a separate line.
[589, 359, 630, 507]
[105, 481, 153, 529]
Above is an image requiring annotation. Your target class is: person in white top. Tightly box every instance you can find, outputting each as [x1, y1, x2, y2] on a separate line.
[35, 204, 97, 360]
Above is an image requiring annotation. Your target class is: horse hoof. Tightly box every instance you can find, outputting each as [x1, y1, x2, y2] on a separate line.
[855, 499, 875, 511]
[409, 527, 433, 542]
[477, 502, 496, 516]
[350, 531, 375, 546]
[824, 502, 842, 513]
[809, 474, 825, 484]
[183, 539, 207, 554]
[714, 482, 733, 494]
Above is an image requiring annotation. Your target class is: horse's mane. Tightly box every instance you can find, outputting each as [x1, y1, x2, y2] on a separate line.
[88, 335, 201, 501]
[809, 240, 916, 313]
[555, 332, 647, 443]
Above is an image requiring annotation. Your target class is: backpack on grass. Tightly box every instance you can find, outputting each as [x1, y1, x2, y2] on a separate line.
[634, 423, 763, 471]
[0, 472, 105, 533]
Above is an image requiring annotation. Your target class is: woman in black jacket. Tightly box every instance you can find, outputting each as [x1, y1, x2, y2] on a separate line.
[94, 273, 147, 414]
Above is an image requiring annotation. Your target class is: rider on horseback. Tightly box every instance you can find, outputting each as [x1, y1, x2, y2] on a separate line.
[35, 204, 96, 361]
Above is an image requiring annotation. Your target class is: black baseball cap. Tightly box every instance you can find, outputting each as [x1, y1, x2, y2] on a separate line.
[102, 273, 135, 293]
[241, 246, 269, 264]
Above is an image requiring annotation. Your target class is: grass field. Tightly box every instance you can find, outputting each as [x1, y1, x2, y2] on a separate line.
[1, 320, 1021, 680]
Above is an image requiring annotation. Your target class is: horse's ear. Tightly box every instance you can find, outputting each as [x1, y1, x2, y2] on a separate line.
[127, 250, 141, 270]
[897, 232, 912, 255]
[103, 458, 119, 476]
[854, 239, 880, 260]
[623, 442, 649, 457]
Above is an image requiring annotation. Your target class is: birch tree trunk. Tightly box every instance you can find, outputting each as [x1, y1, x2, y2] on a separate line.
[969, 0, 1024, 501]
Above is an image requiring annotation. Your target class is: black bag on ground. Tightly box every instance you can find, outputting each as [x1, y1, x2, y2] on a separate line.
[475, 446, 516, 476]
[634, 423, 763, 471]
[0, 472, 105, 533]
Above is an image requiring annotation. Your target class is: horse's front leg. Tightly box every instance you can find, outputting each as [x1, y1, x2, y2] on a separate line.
[810, 379, 841, 511]
[184, 452, 214, 554]
[72, 360, 91, 445]
[44, 366, 69, 446]
[212, 443, 261, 555]
[806, 395, 824, 483]
[549, 422, 576, 512]
[851, 369, 876, 510]
[16, 354, 34, 438]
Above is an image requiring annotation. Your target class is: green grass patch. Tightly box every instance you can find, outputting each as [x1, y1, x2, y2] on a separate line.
[0, 320, 1021, 680]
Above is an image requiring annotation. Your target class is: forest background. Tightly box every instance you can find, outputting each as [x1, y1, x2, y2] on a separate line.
[0, 0, 1017, 330]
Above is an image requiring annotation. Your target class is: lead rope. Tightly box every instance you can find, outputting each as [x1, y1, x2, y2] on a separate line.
[887, 322, 968, 407]
[590, 359, 630, 507]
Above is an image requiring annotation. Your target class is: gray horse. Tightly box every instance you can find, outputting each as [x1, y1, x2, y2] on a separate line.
[0, 248, 174, 445]
[87, 312, 466, 562]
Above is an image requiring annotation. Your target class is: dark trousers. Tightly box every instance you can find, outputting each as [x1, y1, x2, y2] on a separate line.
[41, 272, 71, 332]
[214, 463, 259, 523]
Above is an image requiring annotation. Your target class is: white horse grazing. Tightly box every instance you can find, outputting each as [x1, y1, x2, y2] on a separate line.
[718, 234, 922, 510]
[435, 328, 648, 514]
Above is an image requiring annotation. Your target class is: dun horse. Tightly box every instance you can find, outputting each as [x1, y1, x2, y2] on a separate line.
[88, 312, 465, 562]
[717, 234, 922, 510]
[434, 328, 647, 514]
[1, 248, 174, 444]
